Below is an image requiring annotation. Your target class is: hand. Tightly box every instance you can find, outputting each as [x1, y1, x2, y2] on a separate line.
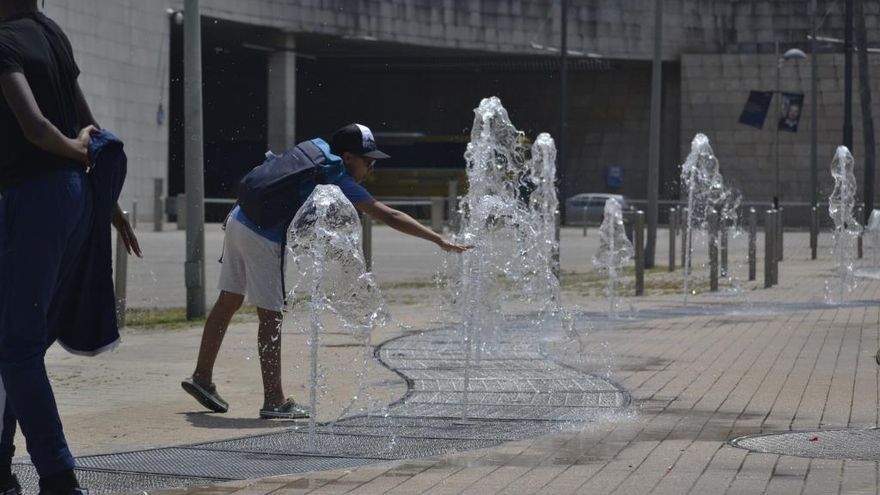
[437, 238, 474, 253]
[77, 125, 97, 167]
[112, 207, 143, 258]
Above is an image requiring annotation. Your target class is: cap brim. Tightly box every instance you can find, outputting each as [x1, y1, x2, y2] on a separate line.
[363, 149, 391, 159]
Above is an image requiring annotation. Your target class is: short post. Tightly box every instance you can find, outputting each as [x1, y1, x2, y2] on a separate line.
[668, 206, 677, 271]
[131, 200, 138, 230]
[810, 205, 818, 260]
[720, 221, 729, 278]
[635, 210, 645, 296]
[709, 209, 719, 292]
[582, 205, 588, 236]
[748, 207, 757, 281]
[857, 205, 864, 259]
[680, 207, 689, 269]
[176, 193, 187, 231]
[764, 209, 774, 288]
[430, 197, 444, 234]
[772, 210, 780, 285]
[115, 211, 130, 327]
[360, 212, 372, 272]
[776, 207, 784, 262]
[446, 180, 458, 231]
[154, 178, 164, 232]
[553, 210, 561, 278]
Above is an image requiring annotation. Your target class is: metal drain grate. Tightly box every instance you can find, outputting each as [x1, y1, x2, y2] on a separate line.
[12, 464, 221, 495]
[732, 429, 880, 461]
[15, 321, 629, 494]
[194, 429, 500, 460]
[74, 448, 378, 480]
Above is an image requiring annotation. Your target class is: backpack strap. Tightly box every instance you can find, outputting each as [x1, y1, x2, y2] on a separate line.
[297, 139, 339, 185]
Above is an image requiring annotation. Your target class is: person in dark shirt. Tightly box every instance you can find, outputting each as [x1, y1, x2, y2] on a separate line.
[0, 1, 140, 494]
[182, 124, 471, 419]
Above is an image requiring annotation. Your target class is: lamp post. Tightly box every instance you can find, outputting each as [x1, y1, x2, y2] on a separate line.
[774, 43, 807, 210]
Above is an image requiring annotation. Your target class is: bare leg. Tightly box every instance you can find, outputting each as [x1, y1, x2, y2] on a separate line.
[192, 290, 244, 386]
[257, 307, 284, 409]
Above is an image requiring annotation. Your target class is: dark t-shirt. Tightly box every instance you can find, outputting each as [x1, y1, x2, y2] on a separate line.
[0, 12, 81, 191]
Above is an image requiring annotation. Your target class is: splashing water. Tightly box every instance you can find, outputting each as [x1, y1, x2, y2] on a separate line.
[592, 198, 634, 318]
[444, 97, 565, 423]
[824, 146, 862, 304]
[287, 185, 389, 451]
[679, 134, 741, 305]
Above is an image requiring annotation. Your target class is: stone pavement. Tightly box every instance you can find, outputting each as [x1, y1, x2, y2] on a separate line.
[19, 227, 880, 494]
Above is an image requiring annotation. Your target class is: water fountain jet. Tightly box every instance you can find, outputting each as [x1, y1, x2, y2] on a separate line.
[287, 185, 388, 450]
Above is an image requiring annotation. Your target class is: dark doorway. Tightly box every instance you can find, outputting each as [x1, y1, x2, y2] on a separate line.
[168, 16, 271, 220]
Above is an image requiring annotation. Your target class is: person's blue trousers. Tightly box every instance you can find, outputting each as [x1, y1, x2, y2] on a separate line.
[0, 169, 93, 477]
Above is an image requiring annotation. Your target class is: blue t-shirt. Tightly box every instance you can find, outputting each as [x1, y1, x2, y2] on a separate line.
[233, 154, 372, 243]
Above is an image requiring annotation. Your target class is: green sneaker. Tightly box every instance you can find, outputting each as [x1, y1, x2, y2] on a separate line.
[181, 376, 229, 413]
[260, 398, 310, 419]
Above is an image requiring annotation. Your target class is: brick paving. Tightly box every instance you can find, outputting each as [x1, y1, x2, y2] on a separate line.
[11, 227, 877, 494]
[143, 231, 880, 494]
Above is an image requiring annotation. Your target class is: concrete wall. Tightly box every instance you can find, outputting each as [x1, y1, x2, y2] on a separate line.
[171, 1, 880, 60]
[38, 0, 880, 221]
[44, 1, 171, 221]
[681, 53, 880, 210]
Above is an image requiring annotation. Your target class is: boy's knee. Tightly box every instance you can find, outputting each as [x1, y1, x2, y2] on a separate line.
[216, 291, 244, 312]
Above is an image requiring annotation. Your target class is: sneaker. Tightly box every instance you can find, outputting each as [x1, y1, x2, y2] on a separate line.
[181, 376, 229, 413]
[0, 474, 20, 495]
[259, 398, 310, 419]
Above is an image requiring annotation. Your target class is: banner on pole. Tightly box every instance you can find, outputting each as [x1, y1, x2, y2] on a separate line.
[777, 92, 804, 132]
[738, 91, 774, 129]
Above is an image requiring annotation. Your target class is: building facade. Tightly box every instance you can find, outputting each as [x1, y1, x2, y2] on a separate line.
[41, 0, 880, 222]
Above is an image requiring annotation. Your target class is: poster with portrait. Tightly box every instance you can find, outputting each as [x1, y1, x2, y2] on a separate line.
[777, 92, 804, 132]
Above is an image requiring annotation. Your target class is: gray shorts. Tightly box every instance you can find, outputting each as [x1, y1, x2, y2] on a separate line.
[217, 216, 285, 311]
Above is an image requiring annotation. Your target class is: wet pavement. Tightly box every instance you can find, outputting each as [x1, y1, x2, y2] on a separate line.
[17, 228, 880, 494]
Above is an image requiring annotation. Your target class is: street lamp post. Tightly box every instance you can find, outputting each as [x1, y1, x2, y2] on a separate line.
[774, 43, 807, 210]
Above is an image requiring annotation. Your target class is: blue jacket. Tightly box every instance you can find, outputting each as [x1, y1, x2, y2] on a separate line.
[50, 129, 127, 356]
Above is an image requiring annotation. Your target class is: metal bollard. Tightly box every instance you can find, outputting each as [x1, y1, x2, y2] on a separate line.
[446, 180, 458, 231]
[810, 206, 818, 260]
[709, 209, 719, 292]
[553, 211, 561, 278]
[635, 210, 645, 296]
[176, 193, 186, 230]
[360, 212, 372, 272]
[680, 207, 689, 269]
[582, 205, 588, 237]
[430, 197, 444, 234]
[720, 222, 728, 278]
[764, 209, 775, 288]
[770, 210, 782, 285]
[154, 178, 164, 232]
[776, 207, 784, 262]
[857, 205, 864, 259]
[748, 208, 757, 281]
[115, 211, 130, 327]
[668, 206, 677, 271]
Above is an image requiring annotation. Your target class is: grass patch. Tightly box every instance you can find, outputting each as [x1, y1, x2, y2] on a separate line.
[124, 305, 258, 330]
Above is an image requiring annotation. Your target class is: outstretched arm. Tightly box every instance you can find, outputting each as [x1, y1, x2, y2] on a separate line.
[0, 72, 92, 165]
[354, 199, 472, 253]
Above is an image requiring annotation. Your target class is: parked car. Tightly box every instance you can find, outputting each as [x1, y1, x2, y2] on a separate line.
[564, 193, 631, 226]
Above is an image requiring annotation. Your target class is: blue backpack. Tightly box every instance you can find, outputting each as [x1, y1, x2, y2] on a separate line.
[238, 138, 340, 229]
